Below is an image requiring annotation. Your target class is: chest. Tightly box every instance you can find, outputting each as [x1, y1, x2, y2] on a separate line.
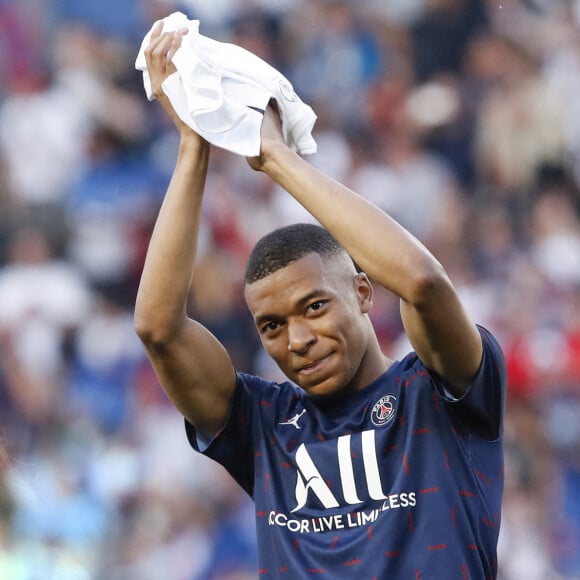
[254, 382, 454, 515]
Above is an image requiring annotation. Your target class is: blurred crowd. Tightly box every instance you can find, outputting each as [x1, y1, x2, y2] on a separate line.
[0, 0, 579, 578]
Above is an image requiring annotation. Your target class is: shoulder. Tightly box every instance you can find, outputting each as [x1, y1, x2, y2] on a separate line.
[477, 324, 506, 363]
[391, 325, 506, 382]
[236, 372, 304, 405]
[388, 352, 431, 388]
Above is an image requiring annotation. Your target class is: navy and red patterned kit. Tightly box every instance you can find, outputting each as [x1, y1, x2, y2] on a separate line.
[187, 326, 507, 579]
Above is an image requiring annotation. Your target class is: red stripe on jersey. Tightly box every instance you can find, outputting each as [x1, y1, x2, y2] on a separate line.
[413, 427, 429, 435]
[428, 544, 447, 551]
[344, 559, 361, 566]
[286, 439, 297, 452]
[483, 513, 499, 528]
[420, 487, 439, 494]
[404, 370, 429, 388]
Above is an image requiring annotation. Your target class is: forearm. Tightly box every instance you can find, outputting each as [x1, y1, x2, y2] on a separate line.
[259, 144, 482, 387]
[135, 135, 210, 343]
[259, 144, 445, 304]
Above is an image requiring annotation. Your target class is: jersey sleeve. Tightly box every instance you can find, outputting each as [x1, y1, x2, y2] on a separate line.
[434, 325, 507, 440]
[184, 372, 260, 497]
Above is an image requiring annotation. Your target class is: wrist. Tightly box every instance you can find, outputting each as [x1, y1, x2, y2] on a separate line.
[259, 140, 294, 175]
[178, 132, 208, 154]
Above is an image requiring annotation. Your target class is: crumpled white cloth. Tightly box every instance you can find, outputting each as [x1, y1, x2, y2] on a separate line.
[135, 12, 317, 157]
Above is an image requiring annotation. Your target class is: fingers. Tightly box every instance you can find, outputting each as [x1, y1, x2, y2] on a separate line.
[145, 28, 177, 64]
[147, 23, 188, 55]
[261, 102, 284, 140]
[145, 27, 187, 69]
[167, 28, 186, 62]
[150, 20, 164, 41]
[144, 25, 189, 99]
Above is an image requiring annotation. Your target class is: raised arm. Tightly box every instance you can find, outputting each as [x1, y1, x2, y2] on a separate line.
[134, 24, 236, 438]
[249, 106, 482, 396]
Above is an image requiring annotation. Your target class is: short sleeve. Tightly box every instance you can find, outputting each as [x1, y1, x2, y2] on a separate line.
[436, 325, 507, 440]
[185, 372, 257, 496]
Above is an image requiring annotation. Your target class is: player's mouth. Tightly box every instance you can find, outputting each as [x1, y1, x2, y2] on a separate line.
[297, 355, 331, 377]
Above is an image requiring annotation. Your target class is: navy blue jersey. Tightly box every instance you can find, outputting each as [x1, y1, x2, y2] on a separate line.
[186, 326, 507, 579]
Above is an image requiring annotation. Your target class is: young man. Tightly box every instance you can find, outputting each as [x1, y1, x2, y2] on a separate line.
[135, 24, 507, 579]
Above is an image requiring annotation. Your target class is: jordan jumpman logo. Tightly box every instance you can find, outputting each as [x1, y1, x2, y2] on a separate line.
[279, 409, 307, 430]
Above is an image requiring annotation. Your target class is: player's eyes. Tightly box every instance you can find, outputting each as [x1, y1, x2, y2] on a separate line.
[261, 321, 280, 334]
[308, 301, 326, 312]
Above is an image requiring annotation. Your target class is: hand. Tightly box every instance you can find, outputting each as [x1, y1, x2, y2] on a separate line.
[247, 100, 288, 172]
[144, 21, 192, 134]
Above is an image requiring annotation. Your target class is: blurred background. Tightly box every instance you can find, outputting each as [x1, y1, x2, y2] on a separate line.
[0, 0, 579, 578]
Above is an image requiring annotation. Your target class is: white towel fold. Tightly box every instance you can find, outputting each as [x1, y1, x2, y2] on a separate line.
[135, 12, 317, 157]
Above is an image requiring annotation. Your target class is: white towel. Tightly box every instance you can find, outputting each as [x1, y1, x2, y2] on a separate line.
[135, 12, 317, 157]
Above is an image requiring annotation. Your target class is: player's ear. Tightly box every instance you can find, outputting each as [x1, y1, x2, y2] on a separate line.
[354, 272, 373, 313]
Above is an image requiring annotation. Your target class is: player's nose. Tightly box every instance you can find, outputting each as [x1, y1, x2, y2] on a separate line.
[287, 319, 315, 353]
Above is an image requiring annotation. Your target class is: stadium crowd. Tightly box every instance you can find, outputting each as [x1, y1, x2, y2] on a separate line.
[0, 0, 579, 578]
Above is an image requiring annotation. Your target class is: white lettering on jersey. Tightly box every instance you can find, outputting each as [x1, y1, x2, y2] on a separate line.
[292, 443, 340, 513]
[268, 491, 417, 534]
[362, 429, 389, 500]
[338, 435, 362, 505]
[291, 429, 388, 512]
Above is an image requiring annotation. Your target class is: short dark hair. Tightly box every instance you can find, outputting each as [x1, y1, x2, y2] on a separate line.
[244, 223, 351, 284]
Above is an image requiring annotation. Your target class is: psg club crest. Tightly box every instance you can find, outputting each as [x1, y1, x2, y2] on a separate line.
[370, 394, 397, 427]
